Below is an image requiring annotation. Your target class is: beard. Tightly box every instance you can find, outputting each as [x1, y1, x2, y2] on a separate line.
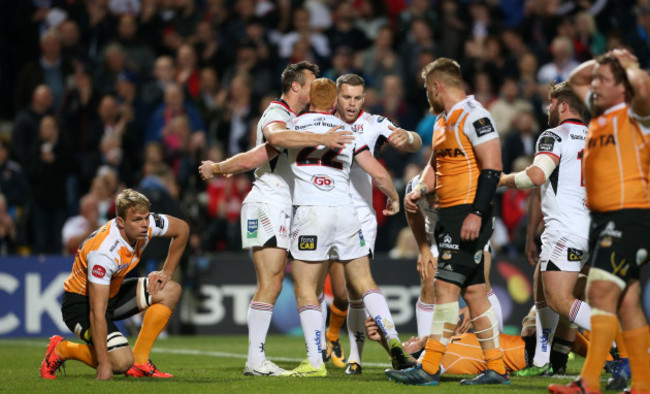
[548, 106, 560, 128]
[428, 97, 444, 115]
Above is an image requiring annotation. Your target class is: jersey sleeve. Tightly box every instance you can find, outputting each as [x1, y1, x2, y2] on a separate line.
[87, 252, 116, 286]
[535, 129, 563, 159]
[149, 212, 170, 237]
[375, 115, 395, 139]
[463, 108, 500, 146]
[260, 107, 290, 151]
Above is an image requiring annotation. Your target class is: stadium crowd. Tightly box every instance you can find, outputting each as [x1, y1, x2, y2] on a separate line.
[0, 0, 647, 265]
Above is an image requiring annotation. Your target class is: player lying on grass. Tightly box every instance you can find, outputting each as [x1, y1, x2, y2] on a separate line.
[364, 311, 615, 377]
[40, 189, 189, 380]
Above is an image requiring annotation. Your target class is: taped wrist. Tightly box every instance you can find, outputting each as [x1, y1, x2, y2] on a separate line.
[471, 169, 501, 217]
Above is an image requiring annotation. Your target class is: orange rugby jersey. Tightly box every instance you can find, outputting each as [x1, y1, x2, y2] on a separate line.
[583, 103, 650, 212]
[442, 333, 526, 375]
[63, 213, 169, 298]
[433, 96, 500, 208]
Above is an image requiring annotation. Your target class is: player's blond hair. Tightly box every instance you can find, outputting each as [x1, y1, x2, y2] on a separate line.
[116, 189, 151, 219]
[421, 57, 464, 89]
[310, 78, 337, 111]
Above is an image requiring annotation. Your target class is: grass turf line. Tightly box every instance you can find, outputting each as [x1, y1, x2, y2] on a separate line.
[1, 334, 584, 393]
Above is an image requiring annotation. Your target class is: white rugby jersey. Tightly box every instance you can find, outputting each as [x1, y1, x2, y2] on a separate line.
[244, 100, 296, 210]
[537, 119, 590, 238]
[347, 111, 395, 210]
[287, 112, 369, 206]
[406, 175, 437, 237]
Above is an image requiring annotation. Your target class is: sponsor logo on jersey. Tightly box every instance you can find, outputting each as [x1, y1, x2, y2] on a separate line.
[600, 236, 612, 248]
[436, 148, 466, 158]
[311, 174, 334, 191]
[473, 117, 495, 137]
[92, 265, 106, 279]
[538, 135, 556, 152]
[547, 131, 562, 142]
[152, 213, 165, 229]
[571, 134, 585, 140]
[600, 221, 622, 238]
[358, 230, 366, 247]
[247, 219, 258, 238]
[441, 251, 452, 260]
[298, 235, 318, 250]
[376, 116, 386, 123]
[587, 134, 616, 148]
[352, 124, 364, 133]
[567, 248, 584, 261]
[440, 234, 459, 250]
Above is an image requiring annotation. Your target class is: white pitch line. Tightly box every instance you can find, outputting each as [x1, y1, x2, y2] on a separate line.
[0, 339, 392, 367]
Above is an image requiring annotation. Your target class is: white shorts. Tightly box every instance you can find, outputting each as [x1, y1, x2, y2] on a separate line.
[290, 205, 370, 261]
[355, 205, 377, 255]
[539, 231, 589, 272]
[240, 202, 291, 249]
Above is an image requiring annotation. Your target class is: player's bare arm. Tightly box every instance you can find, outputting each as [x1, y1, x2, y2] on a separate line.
[405, 151, 436, 213]
[405, 206, 435, 280]
[568, 59, 598, 103]
[88, 281, 112, 380]
[499, 153, 559, 189]
[387, 124, 422, 152]
[264, 120, 354, 149]
[147, 215, 189, 295]
[461, 139, 502, 241]
[611, 49, 650, 117]
[354, 150, 400, 215]
[199, 143, 280, 180]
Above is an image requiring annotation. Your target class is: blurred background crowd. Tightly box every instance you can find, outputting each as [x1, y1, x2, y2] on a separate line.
[0, 0, 648, 274]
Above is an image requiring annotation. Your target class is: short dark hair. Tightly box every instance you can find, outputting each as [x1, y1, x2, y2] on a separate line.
[549, 81, 587, 119]
[336, 73, 365, 90]
[421, 57, 464, 88]
[595, 53, 634, 103]
[280, 62, 320, 94]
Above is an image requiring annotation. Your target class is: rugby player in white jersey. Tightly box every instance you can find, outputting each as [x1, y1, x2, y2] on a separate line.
[198, 62, 354, 377]
[324, 73, 423, 374]
[280, 78, 414, 377]
[498, 81, 592, 376]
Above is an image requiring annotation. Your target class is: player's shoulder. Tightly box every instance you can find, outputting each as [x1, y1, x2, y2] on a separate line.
[539, 125, 569, 142]
[83, 220, 121, 256]
[262, 101, 294, 121]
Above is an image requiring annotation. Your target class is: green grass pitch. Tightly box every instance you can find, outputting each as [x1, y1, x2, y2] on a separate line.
[1, 334, 591, 393]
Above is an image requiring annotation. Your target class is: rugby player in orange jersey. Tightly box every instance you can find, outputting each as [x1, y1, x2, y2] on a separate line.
[40, 189, 189, 380]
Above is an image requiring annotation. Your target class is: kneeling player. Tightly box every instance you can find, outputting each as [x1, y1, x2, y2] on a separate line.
[40, 189, 189, 380]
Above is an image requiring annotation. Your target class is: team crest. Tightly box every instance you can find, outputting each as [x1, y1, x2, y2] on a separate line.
[600, 236, 612, 248]
[474, 250, 482, 264]
[441, 251, 452, 260]
[352, 124, 364, 133]
[358, 230, 366, 247]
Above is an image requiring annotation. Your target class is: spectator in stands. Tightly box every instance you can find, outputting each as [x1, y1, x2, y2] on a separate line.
[11, 85, 53, 164]
[489, 77, 535, 137]
[0, 138, 30, 214]
[175, 44, 200, 100]
[95, 43, 130, 96]
[14, 29, 73, 113]
[399, 18, 437, 87]
[62, 66, 100, 156]
[58, 19, 87, 64]
[575, 11, 606, 60]
[537, 36, 579, 84]
[196, 67, 224, 137]
[278, 8, 330, 62]
[397, 0, 437, 40]
[361, 26, 403, 89]
[323, 46, 364, 82]
[221, 41, 273, 100]
[146, 84, 205, 144]
[142, 56, 176, 109]
[116, 14, 155, 77]
[0, 193, 16, 256]
[354, 0, 389, 41]
[326, 2, 371, 52]
[215, 73, 254, 156]
[25, 115, 71, 254]
[190, 21, 223, 70]
[61, 193, 101, 255]
[501, 109, 539, 174]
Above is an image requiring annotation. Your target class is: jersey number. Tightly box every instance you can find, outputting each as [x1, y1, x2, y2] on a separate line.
[296, 147, 344, 169]
[577, 149, 585, 187]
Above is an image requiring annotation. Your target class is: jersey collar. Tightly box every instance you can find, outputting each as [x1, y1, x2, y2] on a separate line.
[272, 98, 297, 115]
[603, 102, 627, 115]
[443, 95, 472, 120]
[560, 118, 586, 126]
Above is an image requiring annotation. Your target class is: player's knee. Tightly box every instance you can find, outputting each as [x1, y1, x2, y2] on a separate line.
[111, 353, 134, 374]
[108, 335, 133, 373]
